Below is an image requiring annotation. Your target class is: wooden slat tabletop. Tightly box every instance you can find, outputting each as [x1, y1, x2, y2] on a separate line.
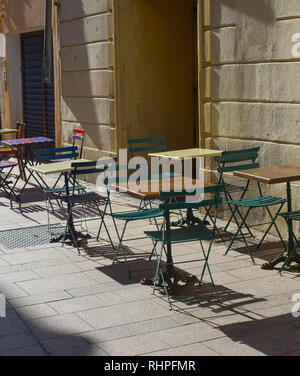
[233, 164, 300, 184]
[111, 176, 213, 201]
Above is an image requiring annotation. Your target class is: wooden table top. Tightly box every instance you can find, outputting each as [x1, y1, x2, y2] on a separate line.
[148, 148, 222, 160]
[29, 159, 91, 175]
[111, 176, 212, 201]
[233, 164, 300, 184]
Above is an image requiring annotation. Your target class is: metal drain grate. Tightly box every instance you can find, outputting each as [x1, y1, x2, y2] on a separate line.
[0, 224, 65, 250]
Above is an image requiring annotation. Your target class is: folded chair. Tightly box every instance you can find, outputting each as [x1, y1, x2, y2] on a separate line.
[60, 160, 114, 255]
[144, 184, 224, 310]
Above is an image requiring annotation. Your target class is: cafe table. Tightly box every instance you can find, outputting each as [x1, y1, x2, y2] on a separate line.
[148, 147, 223, 226]
[29, 159, 90, 245]
[2, 137, 54, 200]
[233, 164, 300, 270]
[110, 175, 213, 289]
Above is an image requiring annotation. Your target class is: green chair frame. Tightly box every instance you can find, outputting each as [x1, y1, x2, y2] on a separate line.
[34, 146, 86, 229]
[224, 181, 287, 264]
[60, 160, 114, 254]
[278, 211, 300, 273]
[145, 184, 224, 310]
[104, 164, 164, 279]
[128, 136, 183, 223]
[211, 147, 261, 235]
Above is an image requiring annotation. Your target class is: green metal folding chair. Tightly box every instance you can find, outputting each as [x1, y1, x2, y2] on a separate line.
[144, 184, 224, 310]
[101, 161, 165, 278]
[225, 185, 287, 264]
[278, 211, 300, 273]
[0, 160, 19, 200]
[128, 136, 183, 222]
[211, 147, 261, 235]
[60, 160, 114, 254]
[34, 146, 86, 228]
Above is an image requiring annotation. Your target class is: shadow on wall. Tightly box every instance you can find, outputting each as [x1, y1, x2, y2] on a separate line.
[4, 0, 44, 31]
[215, 0, 275, 24]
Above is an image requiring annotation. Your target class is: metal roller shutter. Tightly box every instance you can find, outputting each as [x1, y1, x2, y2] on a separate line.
[21, 31, 55, 139]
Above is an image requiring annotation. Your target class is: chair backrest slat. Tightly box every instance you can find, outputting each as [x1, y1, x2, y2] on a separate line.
[221, 147, 260, 156]
[128, 136, 165, 144]
[37, 152, 79, 162]
[70, 159, 116, 177]
[215, 147, 260, 176]
[215, 150, 259, 164]
[159, 197, 223, 211]
[128, 136, 167, 157]
[73, 129, 85, 135]
[34, 146, 78, 163]
[159, 184, 224, 197]
[158, 184, 224, 211]
[72, 135, 84, 141]
[129, 144, 167, 154]
[72, 129, 85, 158]
[218, 162, 260, 173]
[35, 146, 77, 155]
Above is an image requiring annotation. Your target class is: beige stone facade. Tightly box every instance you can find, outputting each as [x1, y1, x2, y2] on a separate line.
[199, 1, 300, 238]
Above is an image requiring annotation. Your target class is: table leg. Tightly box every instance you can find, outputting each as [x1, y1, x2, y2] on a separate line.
[141, 208, 198, 292]
[261, 182, 300, 270]
[50, 172, 90, 246]
[171, 157, 210, 227]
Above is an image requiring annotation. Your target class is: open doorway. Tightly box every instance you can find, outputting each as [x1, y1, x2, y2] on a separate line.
[118, 0, 198, 150]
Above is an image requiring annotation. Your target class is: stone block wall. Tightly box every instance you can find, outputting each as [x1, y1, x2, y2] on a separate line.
[59, 0, 116, 160]
[202, 0, 300, 238]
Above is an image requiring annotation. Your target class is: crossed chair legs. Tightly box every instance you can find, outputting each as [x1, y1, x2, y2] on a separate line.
[149, 236, 219, 311]
[62, 198, 114, 255]
[277, 212, 300, 273]
[108, 211, 162, 279]
[225, 200, 287, 264]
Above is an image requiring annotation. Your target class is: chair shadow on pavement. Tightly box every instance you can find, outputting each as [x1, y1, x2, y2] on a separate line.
[222, 238, 288, 265]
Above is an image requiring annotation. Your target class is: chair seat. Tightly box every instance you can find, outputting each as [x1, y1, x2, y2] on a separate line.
[228, 195, 286, 208]
[111, 208, 164, 221]
[280, 210, 300, 221]
[49, 158, 72, 163]
[0, 161, 18, 169]
[60, 192, 107, 205]
[145, 224, 213, 243]
[43, 184, 85, 195]
[223, 183, 246, 193]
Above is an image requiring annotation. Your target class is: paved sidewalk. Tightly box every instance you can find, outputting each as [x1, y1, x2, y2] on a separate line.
[0, 172, 300, 356]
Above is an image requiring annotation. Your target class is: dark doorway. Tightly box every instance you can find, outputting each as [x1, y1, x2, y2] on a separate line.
[20, 31, 55, 139]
